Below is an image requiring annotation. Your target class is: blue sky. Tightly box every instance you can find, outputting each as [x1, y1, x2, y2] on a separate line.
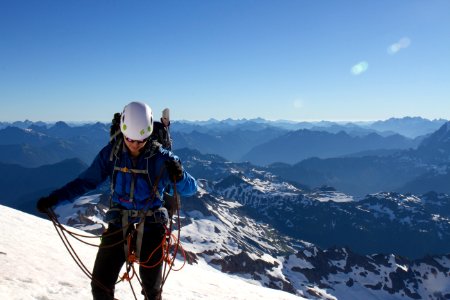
[1, 0, 449, 122]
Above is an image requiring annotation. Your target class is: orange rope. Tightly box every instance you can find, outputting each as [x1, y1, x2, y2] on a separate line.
[166, 232, 187, 272]
[120, 267, 135, 281]
[136, 228, 169, 269]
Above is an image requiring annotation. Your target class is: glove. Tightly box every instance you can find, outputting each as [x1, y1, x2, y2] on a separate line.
[36, 195, 59, 213]
[163, 192, 181, 217]
[165, 159, 183, 182]
[109, 112, 121, 136]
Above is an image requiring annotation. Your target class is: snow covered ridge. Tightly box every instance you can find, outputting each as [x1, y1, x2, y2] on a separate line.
[0, 205, 303, 300]
[284, 247, 450, 300]
[190, 149, 450, 259]
[180, 191, 450, 300]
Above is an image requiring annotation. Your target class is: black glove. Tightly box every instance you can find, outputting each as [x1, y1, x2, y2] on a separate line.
[163, 192, 181, 217]
[36, 195, 59, 213]
[109, 112, 121, 137]
[165, 159, 183, 182]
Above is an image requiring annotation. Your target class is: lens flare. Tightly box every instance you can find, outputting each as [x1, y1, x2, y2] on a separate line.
[293, 99, 303, 109]
[388, 37, 411, 55]
[351, 61, 369, 75]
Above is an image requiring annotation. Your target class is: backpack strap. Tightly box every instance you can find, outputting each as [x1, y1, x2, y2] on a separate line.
[109, 135, 123, 162]
[143, 140, 163, 201]
[109, 130, 122, 143]
[113, 166, 149, 203]
[109, 136, 123, 207]
[113, 166, 149, 174]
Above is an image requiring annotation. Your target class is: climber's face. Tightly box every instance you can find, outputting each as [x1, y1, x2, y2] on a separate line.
[124, 136, 147, 157]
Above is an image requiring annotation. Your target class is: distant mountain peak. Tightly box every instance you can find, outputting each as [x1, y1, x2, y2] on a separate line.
[420, 121, 450, 147]
[444, 121, 450, 132]
[53, 121, 70, 128]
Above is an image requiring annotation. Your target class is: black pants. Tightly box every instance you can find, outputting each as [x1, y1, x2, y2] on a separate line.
[91, 222, 166, 300]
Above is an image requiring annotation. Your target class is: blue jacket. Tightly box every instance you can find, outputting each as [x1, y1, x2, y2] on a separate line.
[49, 140, 197, 211]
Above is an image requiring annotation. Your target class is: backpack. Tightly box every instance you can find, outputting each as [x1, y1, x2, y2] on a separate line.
[109, 112, 122, 142]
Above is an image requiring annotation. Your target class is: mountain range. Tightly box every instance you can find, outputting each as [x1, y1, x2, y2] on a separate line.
[1, 116, 450, 299]
[1, 117, 449, 206]
[171, 117, 444, 165]
[268, 121, 450, 196]
[171, 116, 447, 138]
[0, 123, 108, 167]
[240, 130, 420, 166]
[1, 117, 444, 168]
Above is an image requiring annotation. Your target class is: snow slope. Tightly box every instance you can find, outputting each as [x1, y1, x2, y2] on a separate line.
[0, 205, 304, 300]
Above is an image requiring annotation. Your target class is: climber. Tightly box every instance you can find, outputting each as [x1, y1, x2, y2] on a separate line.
[37, 101, 197, 300]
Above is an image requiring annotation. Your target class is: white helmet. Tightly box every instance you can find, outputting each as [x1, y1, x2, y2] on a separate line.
[120, 101, 153, 140]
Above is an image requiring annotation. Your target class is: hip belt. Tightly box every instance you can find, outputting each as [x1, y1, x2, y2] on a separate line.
[105, 207, 169, 225]
[104, 207, 169, 260]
